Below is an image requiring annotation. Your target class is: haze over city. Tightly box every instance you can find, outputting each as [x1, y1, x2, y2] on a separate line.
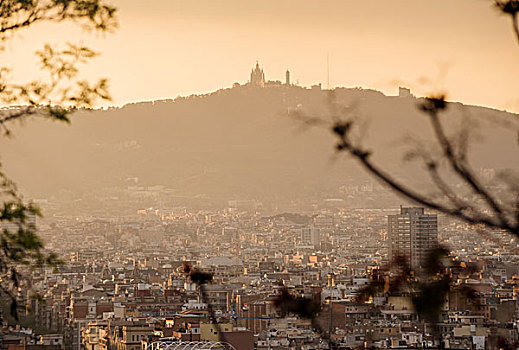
[0, 1, 518, 350]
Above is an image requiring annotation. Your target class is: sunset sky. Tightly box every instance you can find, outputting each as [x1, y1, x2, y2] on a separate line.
[3, 0, 519, 112]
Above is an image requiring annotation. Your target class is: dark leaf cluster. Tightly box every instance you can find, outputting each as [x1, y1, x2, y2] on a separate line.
[0, 0, 117, 41]
[419, 95, 447, 113]
[0, 42, 112, 135]
[495, 0, 519, 15]
[495, 1, 519, 43]
[0, 166, 63, 320]
[273, 288, 321, 319]
[356, 247, 478, 326]
[181, 262, 214, 285]
[0, 1, 116, 135]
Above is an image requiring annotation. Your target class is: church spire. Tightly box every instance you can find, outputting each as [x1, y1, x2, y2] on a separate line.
[250, 61, 265, 87]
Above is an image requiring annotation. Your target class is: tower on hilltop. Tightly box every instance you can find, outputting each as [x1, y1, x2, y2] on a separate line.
[250, 61, 265, 87]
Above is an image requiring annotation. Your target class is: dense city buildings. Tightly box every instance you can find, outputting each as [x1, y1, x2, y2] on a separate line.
[1, 195, 518, 350]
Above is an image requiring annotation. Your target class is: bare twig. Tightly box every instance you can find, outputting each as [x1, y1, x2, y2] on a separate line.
[423, 99, 508, 226]
[330, 97, 519, 236]
[495, 0, 519, 44]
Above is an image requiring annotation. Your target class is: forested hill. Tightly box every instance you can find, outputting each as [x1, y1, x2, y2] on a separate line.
[1, 84, 517, 203]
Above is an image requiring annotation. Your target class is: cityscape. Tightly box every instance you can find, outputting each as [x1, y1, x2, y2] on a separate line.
[3, 192, 519, 349]
[1, 1, 519, 350]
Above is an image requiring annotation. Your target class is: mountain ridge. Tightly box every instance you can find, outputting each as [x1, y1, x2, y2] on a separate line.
[0, 84, 517, 207]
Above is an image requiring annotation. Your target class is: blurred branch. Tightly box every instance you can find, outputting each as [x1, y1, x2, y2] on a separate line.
[0, 43, 112, 135]
[329, 96, 518, 237]
[0, 164, 63, 320]
[0, 0, 116, 320]
[182, 263, 224, 341]
[356, 248, 479, 346]
[273, 289, 332, 348]
[0, 0, 117, 41]
[495, 0, 519, 44]
[422, 98, 511, 229]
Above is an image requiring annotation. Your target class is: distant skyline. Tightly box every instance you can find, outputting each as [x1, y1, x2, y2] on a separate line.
[2, 0, 519, 112]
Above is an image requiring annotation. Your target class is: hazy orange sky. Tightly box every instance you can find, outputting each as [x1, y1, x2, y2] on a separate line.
[3, 0, 519, 112]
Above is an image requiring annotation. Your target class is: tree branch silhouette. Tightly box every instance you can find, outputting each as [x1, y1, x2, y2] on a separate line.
[182, 263, 225, 342]
[495, 0, 519, 44]
[0, 0, 117, 39]
[327, 96, 518, 237]
[356, 248, 480, 348]
[0, 0, 117, 320]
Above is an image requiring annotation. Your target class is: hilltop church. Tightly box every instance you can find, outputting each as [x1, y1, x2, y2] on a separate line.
[250, 61, 265, 87]
[249, 61, 290, 87]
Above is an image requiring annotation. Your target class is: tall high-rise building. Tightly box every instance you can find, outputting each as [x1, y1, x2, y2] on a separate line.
[301, 226, 320, 248]
[388, 207, 438, 270]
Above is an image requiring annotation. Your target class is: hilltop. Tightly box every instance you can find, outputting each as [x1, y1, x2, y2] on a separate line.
[0, 84, 517, 210]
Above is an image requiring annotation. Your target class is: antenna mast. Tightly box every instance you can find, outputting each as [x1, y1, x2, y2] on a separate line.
[326, 53, 330, 90]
